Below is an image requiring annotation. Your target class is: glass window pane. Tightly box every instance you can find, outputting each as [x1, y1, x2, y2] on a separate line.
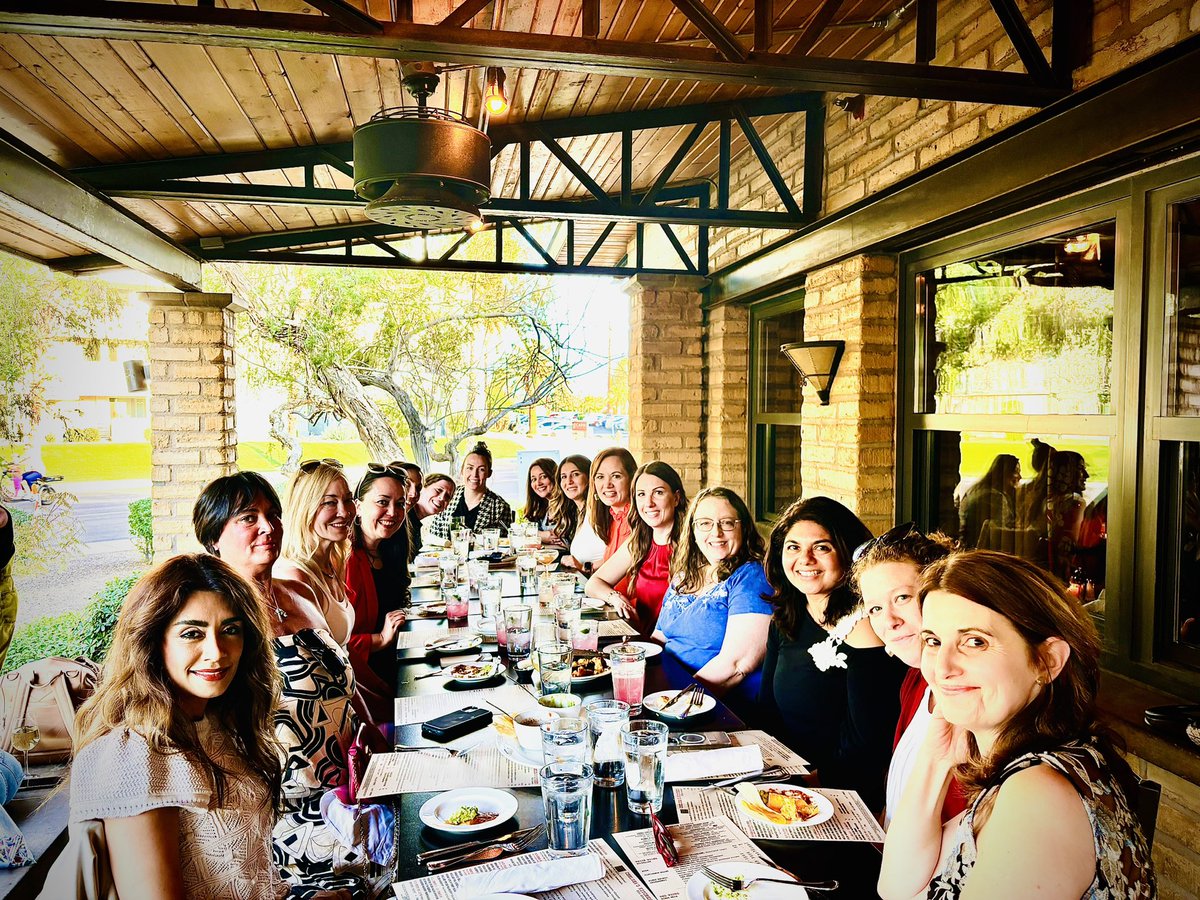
[919, 222, 1115, 415]
[755, 424, 802, 519]
[1159, 443, 1200, 662]
[1163, 197, 1200, 415]
[756, 308, 805, 414]
[917, 430, 1110, 607]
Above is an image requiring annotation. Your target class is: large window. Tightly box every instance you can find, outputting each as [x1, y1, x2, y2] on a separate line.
[749, 295, 804, 521]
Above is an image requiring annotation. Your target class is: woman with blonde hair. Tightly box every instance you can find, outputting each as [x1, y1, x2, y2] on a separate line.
[54, 554, 284, 900]
[275, 458, 357, 646]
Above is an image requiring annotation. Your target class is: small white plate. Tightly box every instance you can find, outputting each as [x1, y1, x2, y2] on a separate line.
[495, 734, 544, 768]
[444, 658, 503, 684]
[621, 640, 664, 659]
[419, 788, 518, 834]
[685, 862, 809, 899]
[427, 634, 484, 654]
[644, 689, 716, 719]
[737, 784, 835, 829]
[415, 604, 447, 618]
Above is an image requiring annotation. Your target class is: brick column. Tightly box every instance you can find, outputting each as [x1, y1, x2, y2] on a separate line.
[623, 274, 708, 495]
[705, 302, 750, 496]
[140, 292, 238, 561]
[799, 255, 898, 533]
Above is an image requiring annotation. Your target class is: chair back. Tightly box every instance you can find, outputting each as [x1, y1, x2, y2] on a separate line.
[1135, 778, 1162, 849]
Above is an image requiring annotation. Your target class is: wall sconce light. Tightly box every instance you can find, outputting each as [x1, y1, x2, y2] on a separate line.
[484, 67, 509, 115]
[781, 340, 845, 406]
[832, 94, 865, 120]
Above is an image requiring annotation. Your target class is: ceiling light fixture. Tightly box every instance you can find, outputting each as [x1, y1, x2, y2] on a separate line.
[484, 67, 509, 116]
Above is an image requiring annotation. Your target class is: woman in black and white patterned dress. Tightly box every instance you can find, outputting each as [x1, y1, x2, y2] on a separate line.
[195, 473, 388, 899]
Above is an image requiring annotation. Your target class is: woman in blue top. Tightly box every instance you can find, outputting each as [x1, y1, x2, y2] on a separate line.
[653, 487, 773, 701]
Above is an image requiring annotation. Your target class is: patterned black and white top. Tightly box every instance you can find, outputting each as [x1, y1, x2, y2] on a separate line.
[927, 739, 1155, 900]
[428, 485, 514, 539]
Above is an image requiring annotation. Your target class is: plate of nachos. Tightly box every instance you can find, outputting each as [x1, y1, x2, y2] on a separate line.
[733, 783, 834, 828]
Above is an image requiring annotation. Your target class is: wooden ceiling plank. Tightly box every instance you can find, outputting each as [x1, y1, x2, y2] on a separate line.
[107, 41, 223, 155]
[304, 0, 383, 33]
[249, 48, 318, 147]
[202, 45, 296, 148]
[791, 0, 846, 57]
[0, 82, 91, 165]
[439, 0, 492, 28]
[337, 53, 386, 126]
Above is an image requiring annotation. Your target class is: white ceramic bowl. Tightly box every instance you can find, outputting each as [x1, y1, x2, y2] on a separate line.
[538, 692, 582, 718]
[514, 709, 557, 751]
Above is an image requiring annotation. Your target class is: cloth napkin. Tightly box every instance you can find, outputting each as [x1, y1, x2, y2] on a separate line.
[455, 851, 605, 897]
[664, 744, 764, 783]
[318, 790, 395, 865]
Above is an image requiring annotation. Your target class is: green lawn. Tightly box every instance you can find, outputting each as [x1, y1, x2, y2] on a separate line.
[958, 432, 1110, 485]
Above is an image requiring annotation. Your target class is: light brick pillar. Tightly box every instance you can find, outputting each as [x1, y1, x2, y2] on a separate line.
[623, 274, 708, 495]
[799, 255, 898, 533]
[705, 302, 750, 496]
[141, 292, 238, 561]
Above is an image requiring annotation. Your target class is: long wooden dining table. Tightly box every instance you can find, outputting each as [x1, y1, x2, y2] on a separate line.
[389, 566, 884, 896]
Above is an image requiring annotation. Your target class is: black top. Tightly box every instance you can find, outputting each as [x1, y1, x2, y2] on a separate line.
[758, 615, 906, 812]
[406, 506, 422, 559]
[452, 493, 480, 531]
[376, 526, 412, 604]
[0, 508, 13, 570]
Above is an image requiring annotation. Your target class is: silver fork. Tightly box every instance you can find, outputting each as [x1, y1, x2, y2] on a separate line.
[394, 741, 480, 759]
[708, 766, 786, 789]
[426, 826, 540, 871]
[701, 864, 838, 893]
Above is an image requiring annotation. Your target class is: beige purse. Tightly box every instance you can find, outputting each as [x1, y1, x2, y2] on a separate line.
[0, 657, 99, 764]
[36, 819, 119, 900]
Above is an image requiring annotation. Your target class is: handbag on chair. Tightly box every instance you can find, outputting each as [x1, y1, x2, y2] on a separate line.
[0, 656, 100, 765]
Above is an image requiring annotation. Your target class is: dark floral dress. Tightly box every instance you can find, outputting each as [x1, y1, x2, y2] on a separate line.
[927, 739, 1155, 899]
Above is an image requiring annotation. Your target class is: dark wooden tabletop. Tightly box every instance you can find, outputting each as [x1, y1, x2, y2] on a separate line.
[390, 568, 883, 895]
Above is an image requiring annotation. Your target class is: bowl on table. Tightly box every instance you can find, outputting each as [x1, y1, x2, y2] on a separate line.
[513, 709, 557, 752]
[537, 693, 582, 718]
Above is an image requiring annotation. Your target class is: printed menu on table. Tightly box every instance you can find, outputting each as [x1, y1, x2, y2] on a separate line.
[598, 618, 639, 638]
[729, 730, 810, 775]
[674, 785, 886, 842]
[393, 681, 536, 725]
[610, 816, 773, 900]
[357, 740, 541, 796]
[392, 840, 657, 900]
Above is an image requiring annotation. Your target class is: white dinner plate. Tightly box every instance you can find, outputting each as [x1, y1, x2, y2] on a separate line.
[427, 634, 484, 654]
[622, 640, 663, 659]
[685, 862, 809, 899]
[643, 689, 717, 720]
[418, 788, 518, 834]
[736, 784, 835, 829]
[443, 657, 503, 684]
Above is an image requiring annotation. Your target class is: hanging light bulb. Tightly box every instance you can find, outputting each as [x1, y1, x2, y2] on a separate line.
[484, 67, 509, 116]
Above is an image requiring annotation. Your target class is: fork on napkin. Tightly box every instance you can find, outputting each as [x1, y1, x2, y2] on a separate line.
[454, 851, 604, 897]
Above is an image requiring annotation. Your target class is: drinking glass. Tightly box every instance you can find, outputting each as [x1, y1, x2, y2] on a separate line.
[510, 522, 530, 552]
[537, 641, 572, 696]
[479, 574, 503, 626]
[516, 550, 538, 594]
[451, 528, 472, 559]
[607, 643, 647, 714]
[535, 547, 559, 575]
[554, 592, 583, 644]
[571, 619, 599, 652]
[445, 584, 470, 624]
[585, 699, 629, 787]
[621, 720, 668, 814]
[504, 605, 533, 660]
[438, 551, 459, 589]
[541, 718, 590, 764]
[479, 527, 501, 552]
[467, 559, 489, 593]
[11, 723, 40, 777]
[539, 762, 593, 857]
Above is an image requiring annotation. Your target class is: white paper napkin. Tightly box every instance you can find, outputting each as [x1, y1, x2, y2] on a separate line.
[664, 744, 764, 782]
[455, 851, 605, 896]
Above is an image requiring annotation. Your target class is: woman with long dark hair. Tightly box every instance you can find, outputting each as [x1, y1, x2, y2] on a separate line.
[958, 453, 1020, 548]
[586, 447, 638, 564]
[523, 457, 558, 530]
[880, 551, 1154, 899]
[63, 554, 284, 899]
[586, 461, 688, 636]
[759, 496, 906, 811]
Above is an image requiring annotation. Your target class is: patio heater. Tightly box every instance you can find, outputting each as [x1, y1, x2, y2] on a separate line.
[353, 62, 491, 228]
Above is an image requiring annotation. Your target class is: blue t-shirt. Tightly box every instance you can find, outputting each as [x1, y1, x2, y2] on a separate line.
[656, 560, 774, 698]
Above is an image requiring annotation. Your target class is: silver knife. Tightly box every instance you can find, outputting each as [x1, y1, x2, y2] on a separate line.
[415, 826, 538, 863]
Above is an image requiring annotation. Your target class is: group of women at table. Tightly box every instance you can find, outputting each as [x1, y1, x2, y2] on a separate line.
[45, 441, 1156, 900]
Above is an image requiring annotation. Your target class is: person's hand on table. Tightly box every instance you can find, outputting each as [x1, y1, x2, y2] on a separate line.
[373, 609, 407, 651]
[606, 589, 636, 621]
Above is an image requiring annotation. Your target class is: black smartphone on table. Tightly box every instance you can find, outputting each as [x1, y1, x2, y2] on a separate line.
[420, 705, 492, 741]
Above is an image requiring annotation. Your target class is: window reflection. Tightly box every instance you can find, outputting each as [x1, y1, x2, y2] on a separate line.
[1168, 443, 1200, 650]
[919, 223, 1116, 415]
[757, 309, 805, 415]
[1164, 197, 1200, 415]
[756, 424, 802, 518]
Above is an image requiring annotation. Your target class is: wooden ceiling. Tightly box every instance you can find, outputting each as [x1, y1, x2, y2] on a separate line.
[0, 0, 1069, 280]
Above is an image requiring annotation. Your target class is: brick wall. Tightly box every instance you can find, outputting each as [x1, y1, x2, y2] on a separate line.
[1126, 748, 1200, 899]
[141, 292, 238, 561]
[704, 302, 750, 496]
[624, 275, 707, 494]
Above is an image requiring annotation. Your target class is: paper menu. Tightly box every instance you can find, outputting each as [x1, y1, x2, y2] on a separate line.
[357, 741, 541, 796]
[664, 745, 763, 783]
[391, 839, 656, 900]
[730, 730, 810, 775]
[393, 682, 537, 725]
[674, 785, 886, 843]
[610, 816, 772, 900]
[598, 618, 639, 638]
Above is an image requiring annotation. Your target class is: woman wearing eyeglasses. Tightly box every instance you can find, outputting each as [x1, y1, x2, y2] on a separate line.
[275, 458, 356, 647]
[652, 487, 773, 703]
[429, 442, 514, 538]
[586, 461, 687, 636]
[345, 463, 410, 723]
[760, 496, 906, 812]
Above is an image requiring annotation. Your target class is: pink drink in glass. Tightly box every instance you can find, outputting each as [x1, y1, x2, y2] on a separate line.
[611, 667, 645, 713]
[571, 622, 598, 652]
[446, 589, 469, 624]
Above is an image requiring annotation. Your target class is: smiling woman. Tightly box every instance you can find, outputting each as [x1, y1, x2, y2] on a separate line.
[428, 442, 514, 538]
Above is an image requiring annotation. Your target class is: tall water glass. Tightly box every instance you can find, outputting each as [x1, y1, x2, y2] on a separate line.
[554, 592, 583, 644]
[479, 527, 501, 552]
[479, 574, 503, 627]
[585, 698, 629, 787]
[438, 551, 459, 589]
[607, 643, 647, 714]
[539, 762, 593, 857]
[537, 641, 572, 696]
[504, 605, 533, 660]
[467, 559, 489, 593]
[451, 528, 472, 559]
[516, 550, 538, 594]
[541, 718, 591, 765]
[621, 720, 668, 814]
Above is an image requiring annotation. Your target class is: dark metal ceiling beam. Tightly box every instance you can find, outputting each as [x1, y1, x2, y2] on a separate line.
[791, 0, 845, 58]
[306, 0, 381, 33]
[989, 0, 1056, 85]
[916, 0, 937, 65]
[582, 0, 600, 39]
[754, 0, 773, 52]
[440, 0, 492, 28]
[668, 0, 747, 62]
[0, 2, 1067, 104]
[0, 128, 201, 289]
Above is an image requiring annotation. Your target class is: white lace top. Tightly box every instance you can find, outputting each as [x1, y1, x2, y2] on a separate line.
[71, 718, 285, 900]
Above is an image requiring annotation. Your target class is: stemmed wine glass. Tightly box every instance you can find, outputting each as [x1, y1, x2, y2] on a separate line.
[11, 722, 41, 778]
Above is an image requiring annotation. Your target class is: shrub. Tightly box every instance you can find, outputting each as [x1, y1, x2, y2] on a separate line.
[78, 573, 141, 664]
[64, 427, 100, 442]
[9, 494, 84, 577]
[128, 498, 153, 561]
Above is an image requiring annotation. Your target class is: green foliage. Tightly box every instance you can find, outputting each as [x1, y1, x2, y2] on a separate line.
[128, 498, 153, 561]
[64, 427, 101, 443]
[1, 572, 141, 673]
[9, 492, 84, 576]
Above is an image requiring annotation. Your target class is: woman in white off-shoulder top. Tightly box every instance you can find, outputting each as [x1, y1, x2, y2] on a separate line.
[59, 554, 285, 900]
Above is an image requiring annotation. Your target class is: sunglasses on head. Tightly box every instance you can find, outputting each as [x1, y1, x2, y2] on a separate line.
[298, 457, 344, 473]
[852, 521, 919, 563]
[365, 462, 408, 480]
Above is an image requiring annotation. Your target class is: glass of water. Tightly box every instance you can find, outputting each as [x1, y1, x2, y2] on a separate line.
[554, 591, 583, 644]
[504, 605, 533, 660]
[541, 717, 590, 764]
[479, 574, 502, 624]
[585, 698, 629, 788]
[537, 641, 572, 696]
[516, 549, 538, 594]
[451, 528, 472, 558]
[621, 719, 668, 814]
[540, 762, 593, 857]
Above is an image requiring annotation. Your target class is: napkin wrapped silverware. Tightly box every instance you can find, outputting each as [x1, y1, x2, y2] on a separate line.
[455, 851, 604, 897]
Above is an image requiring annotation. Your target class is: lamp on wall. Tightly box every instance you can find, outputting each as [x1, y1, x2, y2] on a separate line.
[781, 340, 845, 405]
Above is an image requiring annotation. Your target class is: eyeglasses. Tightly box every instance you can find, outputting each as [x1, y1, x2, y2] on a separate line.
[852, 521, 918, 563]
[298, 457, 344, 473]
[694, 518, 741, 533]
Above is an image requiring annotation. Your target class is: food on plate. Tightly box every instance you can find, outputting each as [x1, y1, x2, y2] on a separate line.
[733, 783, 821, 825]
[444, 805, 498, 826]
[448, 662, 494, 679]
[571, 654, 607, 678]
[709, 877, 748, 900]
